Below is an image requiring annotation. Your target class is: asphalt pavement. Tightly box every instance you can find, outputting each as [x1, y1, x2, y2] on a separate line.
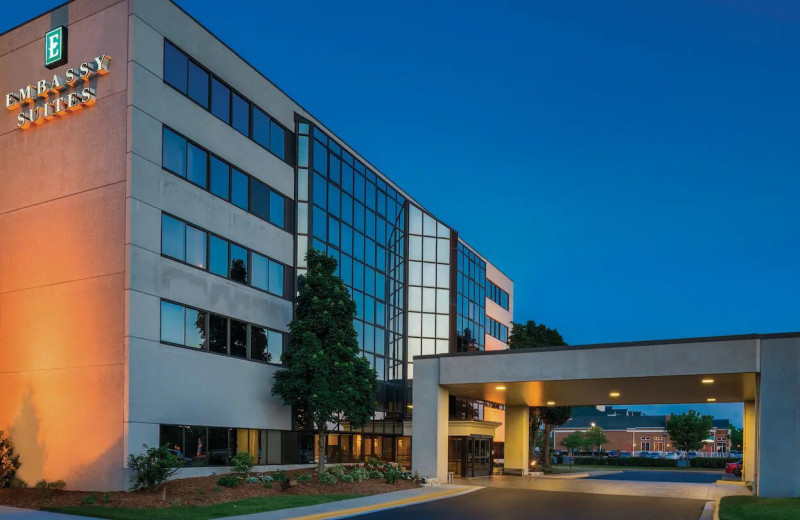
[356, 487, 706, 520]
[587, 469, 725, 483]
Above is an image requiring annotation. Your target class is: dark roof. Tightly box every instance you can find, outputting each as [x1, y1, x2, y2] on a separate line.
[557, 415, 732, 431]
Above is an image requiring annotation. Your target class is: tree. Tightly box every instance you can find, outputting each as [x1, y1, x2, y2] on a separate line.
[560, 431, 584, 455]
[507, 320, 568, 463]
[540, 406, 572, 468]
[0, 430, 21, 489]
[272, 249, 378, 474]
[665, 410, 713, 453]
[583, 426, 609, 455]
[728, 425, 743, 452]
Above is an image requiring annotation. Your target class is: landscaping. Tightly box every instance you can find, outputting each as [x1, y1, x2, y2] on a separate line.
[719, 496, 800, 520]
[0, 463, 420, 519]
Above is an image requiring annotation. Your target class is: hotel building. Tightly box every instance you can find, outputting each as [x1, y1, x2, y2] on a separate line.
[0, 0, 513, 490]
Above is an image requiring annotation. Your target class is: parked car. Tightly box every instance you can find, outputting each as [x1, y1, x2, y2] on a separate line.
[607, 450, 620, 458]
[726, 460, 743, 474]
[619, 451, 632, 458]
[647, 452, 661, 459]
[664, 452, 679, 460]
[688, 452, 698, 459]
[638, 451, 650, 458]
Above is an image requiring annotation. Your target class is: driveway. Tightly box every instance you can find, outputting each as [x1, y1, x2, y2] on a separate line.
[587, 469, 726, 484]
[357, 487, 705, 520]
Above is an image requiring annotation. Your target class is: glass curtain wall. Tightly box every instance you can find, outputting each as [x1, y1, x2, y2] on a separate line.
[456, 241, 486, 351]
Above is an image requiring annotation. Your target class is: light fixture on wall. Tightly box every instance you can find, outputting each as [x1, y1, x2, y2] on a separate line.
[495, 386, 506, 390]
[702, 378, 714, 384]
[609, 391, 621, 398]
[546, 401, 555, 406]
[707, 398, 717, 402]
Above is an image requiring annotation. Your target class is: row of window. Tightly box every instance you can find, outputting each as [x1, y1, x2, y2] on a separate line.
[486, 280, 509, 310]
[163, 127, 290, 232]
[161, 214, 287, 298]
[487, 317, 509, 343]
[456, 242, 487, 349]
[160, 300, 284, 363]
[163, 40, 289, 162]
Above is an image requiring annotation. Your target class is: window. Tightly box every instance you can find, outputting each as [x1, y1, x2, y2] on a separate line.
[231, 92, 249, 136]
[209, 235, 228, 277]
[270, 190, 285, 228]
[162, 128, 186, 177]
[229, 244, 248, 284]
[163, 41, 188, 93]
[487, 280, 509, 310]
[187, 61, 209, 108]
[161, 299, 285, 364]
[488, 317, 508, 342]
[252, 107, 271, 149]
[185, 226, 207, 268]
[231, 168, 249, 211]
[250, 178, 269, 221]
[268, 261, 283, 296]
[161, 215, 185, 261]
[210, 156, 229, 200]
[271, 120, 285, 159]
[186, 142, 208, 188]
[210, 77, 230, 123]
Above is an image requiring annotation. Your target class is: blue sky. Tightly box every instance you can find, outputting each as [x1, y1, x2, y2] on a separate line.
[7, 1, 799, 427]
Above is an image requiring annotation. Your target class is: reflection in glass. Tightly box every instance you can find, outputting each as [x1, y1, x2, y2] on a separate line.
[270, 190, 285, 228]
[251, 326, 269, 361]
[231, 92, 249, 136]
[208, 314, 227, 354]
[161, 215, 185, 261]
[251, 253, 268, 291]
[185, 226, 207, 268]
[209, 236, 228, 277]
[252, 107, 271, 149]
[162, 128, 186, 177]
[230, 319, 247, 358]
[187, 142, 208, 188]
[231, 169, 249, 211]
[163, 42, 188, 93]
[210, 156, 229, 200]
[251, 178, 269, 221]
[268, 262, 283, 296]
[230, 244, 248, 283]
[185, 308, 207, 349]
[187, 61, 209, 108]
[268, 330, 283, 363]
[210, 77, 230, 123]
[161, 301, 184, 345]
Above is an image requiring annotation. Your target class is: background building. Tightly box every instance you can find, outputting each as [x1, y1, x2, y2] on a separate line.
[0, 0, 512, 490]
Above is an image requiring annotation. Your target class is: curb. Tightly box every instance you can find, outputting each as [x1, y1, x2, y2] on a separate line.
[286, 486, 482, 520]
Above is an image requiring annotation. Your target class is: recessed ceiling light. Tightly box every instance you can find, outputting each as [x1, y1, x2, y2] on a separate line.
[707, 398, 717, 402]
[495, 386, 506, 390]
[407, 404, 413, 409]
[609, 392, 621, 398]
[702, 378, 714, 384]
[546, 401, 556, 406]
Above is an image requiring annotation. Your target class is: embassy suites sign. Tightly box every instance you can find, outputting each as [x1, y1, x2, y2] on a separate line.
[5, 27, 111, 130]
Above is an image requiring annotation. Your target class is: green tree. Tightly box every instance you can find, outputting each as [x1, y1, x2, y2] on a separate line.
[559, 431, 584, 455]
[665, 410, 713, 453]
[540, 406, 572, 468]
[272, 250, 378, 474]
[0, 430, 21, 489]
[583, 426, 609, 455]
[728, 425, 743, 452]
[507, 320, 568, 464]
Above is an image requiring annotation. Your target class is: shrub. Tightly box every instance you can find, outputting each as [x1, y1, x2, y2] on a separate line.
[349, 467, 368, 482]
[10, 478, 27, 488]
[102, 493, 111, 503]
[318, 472, 337, 485]
[258, 475, 274, 483]
[297, 473, 312, 483]
[48, 480, 67, 490]
[217, 475, 241, 488]
[35, 480, 48, 489]
[245, 476, 259, 484]
[385, 465, 401, 484]
[0, 430, 21, 489]
[231, 452, 254, 476]
[690, 457, 741, 469]
[272, 470, 287, 483]
[127, 444, 178, 490]
[572, 456, 678, 468]
[368, 470, 384, 479]
[329, 465, 347, 479]
[263, 481, 272, 489]
[82, 493, 97, 505]
[339, 473, 354, 483]
[368, 457, 381, 465]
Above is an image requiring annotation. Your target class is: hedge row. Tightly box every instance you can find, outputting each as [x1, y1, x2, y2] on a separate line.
[689, 457, 741, 468]
[572, 457, 678, 467]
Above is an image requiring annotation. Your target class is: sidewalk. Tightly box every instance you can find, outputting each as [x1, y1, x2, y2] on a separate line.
[0, 506, 94, 519]
[234, 485, 480, 520]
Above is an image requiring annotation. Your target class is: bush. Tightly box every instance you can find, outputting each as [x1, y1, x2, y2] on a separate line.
[690, 457, 741, 469]
[349, 467, 368, 482]
[10, 478, 27, 488]
[385, 465, 401, 484]
[35, 479, 66, 490]
[127, 444, 178, 491]
[318, 472, 337, 485]
[339, 473, 355, 483]
[82, 493, 96, 505]
[258, 475, 274, 483]
[0, 430, 21, 489]
[102, 492, 111, 503]
[329, 465, 347, 480]
[216, 475, 241, 488]
[297, 473, 312, 483]
[272, 470, 287, 482]
[572, 457, 678, 468]
[35, 480, 48, 489]
[368, 470, 384, 479]
[245, 476, 259, 484]
[231, 452, 254, 476]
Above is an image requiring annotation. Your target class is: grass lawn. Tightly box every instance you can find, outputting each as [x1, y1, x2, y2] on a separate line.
[719, 496, 800, 520]
[43, 494, 363, 520]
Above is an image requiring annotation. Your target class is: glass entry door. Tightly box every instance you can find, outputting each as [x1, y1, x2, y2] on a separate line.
[465, 436, 492, 477]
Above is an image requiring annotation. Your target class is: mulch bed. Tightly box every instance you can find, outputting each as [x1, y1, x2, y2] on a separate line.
[0, 469, 420, 510]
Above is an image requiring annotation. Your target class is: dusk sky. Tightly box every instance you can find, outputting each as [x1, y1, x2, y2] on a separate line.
[7, 1, 799, 427]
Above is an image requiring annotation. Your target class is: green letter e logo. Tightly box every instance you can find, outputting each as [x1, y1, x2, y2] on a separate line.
[45, 26, 68, 68]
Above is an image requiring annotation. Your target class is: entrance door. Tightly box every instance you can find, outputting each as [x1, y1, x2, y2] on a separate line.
[464, 436, 492, 477]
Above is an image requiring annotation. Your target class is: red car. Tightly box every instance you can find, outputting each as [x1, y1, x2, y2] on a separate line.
[726, 460, 743, 476]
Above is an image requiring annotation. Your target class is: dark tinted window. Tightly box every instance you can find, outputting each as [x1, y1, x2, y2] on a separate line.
[251, 326, 269, 362]
[208, 314, 227, 354]
[163, 41, 188, 93]
[161, 215, 185, 261]
[162, 128, 186, 177]
[252, 107, 270, 149]
[230, 244, 248, 283]
[250, 178, 269, 221]
[209, 235, 228, 277]
[210, 77, 230, 123]
[187, 61, 209, 108]
[210, 156, 229, 200]
[231, 93, 249, 136]
[186, 142, 208, 188]
[231, 168, 249, 211]
[230, 319, 247, 358]
[270, 121, 285, 159]
[270, 190, 285, 228]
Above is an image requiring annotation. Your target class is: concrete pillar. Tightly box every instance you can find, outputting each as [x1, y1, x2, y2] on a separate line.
[756, 337, 800, 498]
[504, 405, 530, 475]
[411, 358, 448, 482]
[743, 401, 757, 485]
